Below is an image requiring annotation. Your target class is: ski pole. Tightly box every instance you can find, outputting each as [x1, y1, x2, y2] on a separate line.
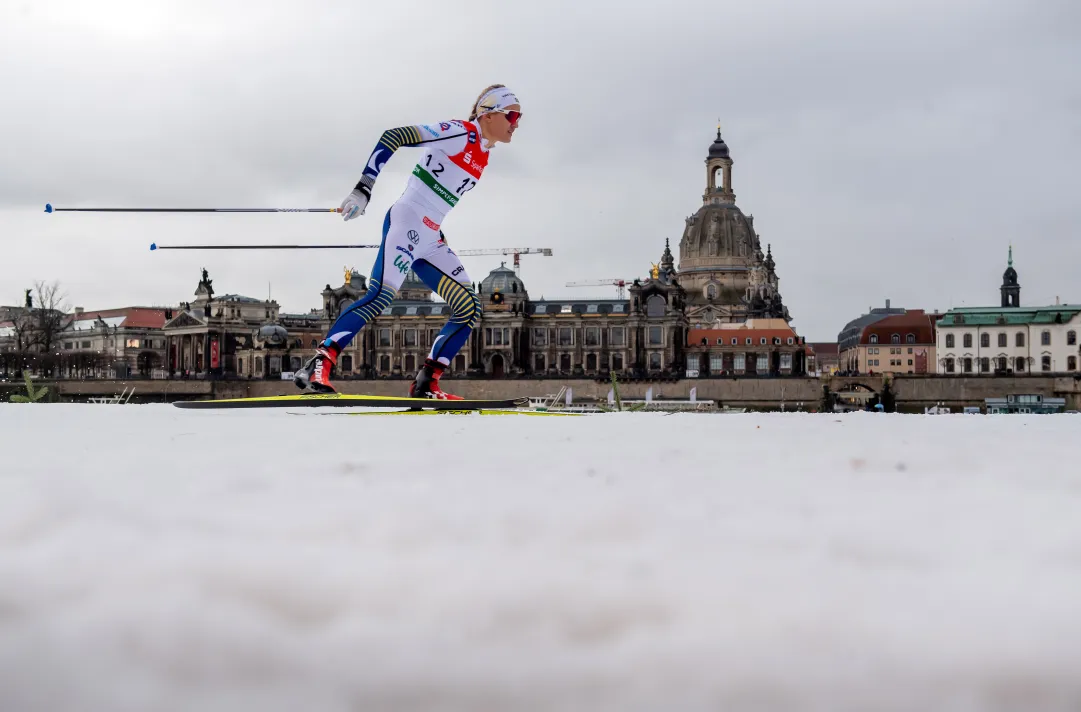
[46, 203, 341, 214]
[150, 243, 378, 250]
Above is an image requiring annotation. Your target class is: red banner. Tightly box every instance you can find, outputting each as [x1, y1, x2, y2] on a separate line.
[914, 348, 927, 374]
[210, 340, 220, 369]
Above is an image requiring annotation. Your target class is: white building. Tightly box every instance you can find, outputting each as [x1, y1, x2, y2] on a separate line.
[935, 249, 1081, 374]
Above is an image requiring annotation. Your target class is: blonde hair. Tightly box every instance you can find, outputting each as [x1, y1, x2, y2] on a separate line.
[468, 84, 505, 121]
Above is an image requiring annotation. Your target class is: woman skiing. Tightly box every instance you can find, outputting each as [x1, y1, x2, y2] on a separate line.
[295, 84, 522, 399]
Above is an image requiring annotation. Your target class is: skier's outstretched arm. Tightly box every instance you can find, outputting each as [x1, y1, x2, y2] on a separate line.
[340, 122, 471, 220]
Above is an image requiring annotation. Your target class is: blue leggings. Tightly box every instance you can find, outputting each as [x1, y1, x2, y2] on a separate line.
[322, 201, 481, 367]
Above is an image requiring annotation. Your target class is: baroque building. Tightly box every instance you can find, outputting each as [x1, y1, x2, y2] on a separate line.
[679, 128, 790, 327]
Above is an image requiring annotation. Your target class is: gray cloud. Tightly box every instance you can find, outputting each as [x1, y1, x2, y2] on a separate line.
[2, 0, 1078, 340]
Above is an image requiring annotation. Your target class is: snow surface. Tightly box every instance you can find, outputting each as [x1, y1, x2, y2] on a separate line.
[2, 404, 1081, 712]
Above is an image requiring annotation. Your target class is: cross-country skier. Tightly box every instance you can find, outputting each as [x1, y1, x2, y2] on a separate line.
[294, 85, 522, 399]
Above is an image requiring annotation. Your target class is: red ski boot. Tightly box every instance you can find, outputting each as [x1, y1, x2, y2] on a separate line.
[409, 358, 463, 400]
[294, 346, 338, 393]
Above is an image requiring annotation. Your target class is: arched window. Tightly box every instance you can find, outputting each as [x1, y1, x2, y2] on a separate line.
[1069, 356, 1078, 371]
[980, 333, 990, 348]
[963, 357, 973, 373]
[1016, 332, 1025, 347]
[706, 284, 717, 299]
[1069, 331, 1077, 346]
[891, 333, 900, 344]
[1042, 355, 1052, 371]
[945, 358, 955, 372]
[379, 355, 390, 372]
[1041, 330, 1051, 346]
[980, 357, 990, 372]
[341, 354, 353, 372]
[906, 333, 916, 344]
[870, 334, 879, 344]
[998, 333, 1007, 348]
[997, 356, 1008, 371]
[647, 295, 666, 318]
[586, 353, 597, 371]
[1015, 357, 1026, 372]
[963, 333, 973, 348]
[946, 334, 955, 348]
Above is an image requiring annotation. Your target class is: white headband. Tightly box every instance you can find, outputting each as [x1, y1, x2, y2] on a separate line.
[476, 86, 520, 115]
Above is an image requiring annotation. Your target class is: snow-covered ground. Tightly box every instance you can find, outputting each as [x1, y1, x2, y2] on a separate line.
[1, 405, 1080, 712]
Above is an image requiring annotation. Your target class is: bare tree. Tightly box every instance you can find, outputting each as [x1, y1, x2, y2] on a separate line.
[30, 281, 68, 356]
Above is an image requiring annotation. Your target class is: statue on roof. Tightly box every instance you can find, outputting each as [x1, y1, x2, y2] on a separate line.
[24, 289, 32, 309]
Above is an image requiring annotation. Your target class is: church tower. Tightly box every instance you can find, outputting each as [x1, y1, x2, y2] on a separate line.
[1000, 245, 1020, 308]
[703, 126, 735, 205]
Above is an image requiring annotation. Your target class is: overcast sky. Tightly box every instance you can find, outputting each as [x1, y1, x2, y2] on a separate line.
[2, 0, 1078, 341]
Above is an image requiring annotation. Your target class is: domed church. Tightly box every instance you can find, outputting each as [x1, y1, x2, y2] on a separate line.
[678, 128, 790, 326]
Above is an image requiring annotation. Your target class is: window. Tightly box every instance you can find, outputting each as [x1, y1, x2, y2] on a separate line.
[687, 354, 698, 371]
[126, 339, 139, 348]
[534, 354, 546, 372]
[1041, 330, 1051, 346]
[255, 357, 263, 373]
[1016, 332, 1025, 347]
[1069, 356, 1077, 371]
[404, 354, 416, 373]
[710, 354, 723, 372]
[379, 355, 390, 372]
[906, 333, 915, 344]
[760, 338, 767, 346]
[238, 358, 244, 374]
[997, 357, 1007, 371]
[341, 354, 353, 372]
[908, 347, 913, 354]
[533, 328, 547, 346]
[1042, 355, 1051, 371]
[756, 354, 768, 372]
[706, 284, 717, 299]
[787, 337, 794, 345]
[585, 327, 599, 346]
[64, 342, 73, 350]
[1015, 357, 1026, 372]
[586, 304, 598, 314]
[649, 352, 662, 370]
[560, 305, 572, 314]
[454, 355, 466, 371]
[891, 334, 900, 344]
[963, 334, 973, 348]
[731, 338, 737, 345]
[404, 329, 417, 347]
[379, 329, 391, 346]
[81, 340, 91, 349]
[611, 353, 623, 371]
[560, 354, 571, 371]
[745, 337, 752, 345]
[981, 333, 990, 348]
[610, 328, 625, 346]
[946, 334, 955, 348]
[647, 295, 666, 317]
[648, 326, 662, 345]
[780, 353, 792, 369]
[586, 353, 597, 371]
[980, 357, 990, 373]
[945, 358, 955, 373]
[870, 334, 879, 344]
[963, 357, 973, 373]
[1069, 331, 1077, 346]
[734, 353, 745, 371]
[998, 333, 1007, 348]
[559, 327, 573, 346]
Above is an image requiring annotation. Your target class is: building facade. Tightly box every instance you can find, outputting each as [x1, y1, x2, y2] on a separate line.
[935, 249, 1081, 374]
[846, 311, 938, 375]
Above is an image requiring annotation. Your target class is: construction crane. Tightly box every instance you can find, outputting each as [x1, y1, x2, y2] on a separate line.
[565, 279, 632, 300]
[455, 247, 553, 275]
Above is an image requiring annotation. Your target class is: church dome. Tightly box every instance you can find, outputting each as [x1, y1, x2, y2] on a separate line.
[680, 203, 760, 262]
[480, 263, 526, 295]
[708, 129, 730, 159]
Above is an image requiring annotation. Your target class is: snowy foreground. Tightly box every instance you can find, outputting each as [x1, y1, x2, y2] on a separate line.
[2, 405, 1081, 712]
